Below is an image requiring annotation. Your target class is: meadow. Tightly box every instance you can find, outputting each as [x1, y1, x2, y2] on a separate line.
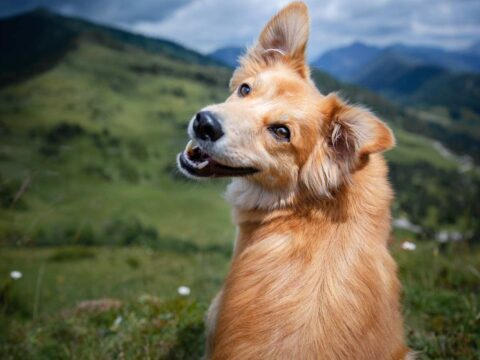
[1, 9, 479, 359]
[2, 242, 479, 359]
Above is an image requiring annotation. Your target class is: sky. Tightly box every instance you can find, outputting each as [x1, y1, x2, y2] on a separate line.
[1, 0, 479, 58]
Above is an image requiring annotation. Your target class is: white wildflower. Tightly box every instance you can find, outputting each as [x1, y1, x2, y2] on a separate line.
[401, 241, 416, 251]
[177, 286, 191, 296]
[110, 315, 123, 331]
[113, 315, 123, 327]
[10, 271, 22, 280]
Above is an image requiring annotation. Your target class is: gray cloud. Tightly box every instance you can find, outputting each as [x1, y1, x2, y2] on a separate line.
[0, 0, 192, 22]
[130, 0, 480, 57]
[2, 0, 479, 57]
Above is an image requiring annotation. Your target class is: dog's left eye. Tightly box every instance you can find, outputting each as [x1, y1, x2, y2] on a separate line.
[268, 125, 290, 141]
[238, 83, 251, 97]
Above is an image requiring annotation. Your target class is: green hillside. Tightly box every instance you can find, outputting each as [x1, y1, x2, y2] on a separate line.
[0, 9, 220, 86]
[409, 72, 480, 115]
[1, 10, 480, 359]
[0, 34, 234, 247]
[355, 52, 447, 96]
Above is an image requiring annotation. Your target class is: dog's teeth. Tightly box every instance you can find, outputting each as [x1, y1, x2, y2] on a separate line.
[186, 140, 194, 152]
[197, 161, 209, 169]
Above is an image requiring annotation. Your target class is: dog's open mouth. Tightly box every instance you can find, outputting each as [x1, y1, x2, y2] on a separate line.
[178, 140, 258, 178]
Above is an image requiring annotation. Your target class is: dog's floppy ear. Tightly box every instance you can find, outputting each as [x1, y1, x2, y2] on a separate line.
[325, 94, 395, 158]
[244, 2, 309, 77]
[300, 94, 395, 198]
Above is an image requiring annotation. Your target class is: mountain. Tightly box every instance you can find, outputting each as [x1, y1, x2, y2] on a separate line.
[209, 46, 245, 67]
[353, 51, 448, 95]
[410, 72, 480, 115]
[351, 48, 480, 117]
[0, 8, 221, 85]
[314, 42, 480, 81]
[0, 9, 478, 247]
[385, 43, 480, 74]
[312, 42, 381, 81]
[469, 41, 480, 56]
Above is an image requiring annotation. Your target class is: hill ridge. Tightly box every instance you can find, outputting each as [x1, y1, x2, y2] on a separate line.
[0, 9, 223, 86]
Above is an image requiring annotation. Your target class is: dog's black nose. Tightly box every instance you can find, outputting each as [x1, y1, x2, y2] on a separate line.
[193, 111, 224, 142]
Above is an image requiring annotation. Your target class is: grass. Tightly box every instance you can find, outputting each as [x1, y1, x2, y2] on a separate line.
[0, 245, 231, 318]
[396, 242, 480, 358]
[1, 241, 479, 359]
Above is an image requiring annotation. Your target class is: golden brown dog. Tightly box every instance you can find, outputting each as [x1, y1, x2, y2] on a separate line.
[177, 2, 411, 359]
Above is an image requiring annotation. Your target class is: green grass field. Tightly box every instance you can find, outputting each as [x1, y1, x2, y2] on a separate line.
[2, 241, 479, 359]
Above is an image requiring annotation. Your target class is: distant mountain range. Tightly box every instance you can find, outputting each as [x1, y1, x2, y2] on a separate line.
[313, 41, 480, 81]
[209, 46, 245, 68]
[311, 42, 480, 115]
[469, 41, 480, 56]
[311, 42, 381, 81]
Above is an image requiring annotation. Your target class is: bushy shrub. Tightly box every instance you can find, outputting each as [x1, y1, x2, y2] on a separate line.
[32, 224, 98, 246]
[12, 218, 233, 254]
[83, 164, 113, 181]
[45, 123, 84, 143]
[48, 247, 96, 262]
[39, 122, 85, 158]
[102, 217, 158, 246]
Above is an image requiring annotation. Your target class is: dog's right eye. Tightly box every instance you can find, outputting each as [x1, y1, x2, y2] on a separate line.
[268, 124, 291, 142]
[238, 83, 251, 97]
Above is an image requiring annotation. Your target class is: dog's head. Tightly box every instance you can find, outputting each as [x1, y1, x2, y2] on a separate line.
[178, 1, 394, 209]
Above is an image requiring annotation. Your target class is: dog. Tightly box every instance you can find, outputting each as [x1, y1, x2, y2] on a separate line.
[177, 2, 411, 359]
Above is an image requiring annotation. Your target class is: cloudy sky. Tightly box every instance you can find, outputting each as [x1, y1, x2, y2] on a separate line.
[2, 0, 479, 58]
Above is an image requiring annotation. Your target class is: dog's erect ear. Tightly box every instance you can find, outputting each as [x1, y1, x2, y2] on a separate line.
[243, 2, 309, 77]
[231, 2, 309, 88]
[300, 94, 395, 198]
[258, 2, 309, 61]
[325, 94, 395, 158]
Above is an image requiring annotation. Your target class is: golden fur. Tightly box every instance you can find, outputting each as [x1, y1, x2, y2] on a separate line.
[182, 2, 411, 358]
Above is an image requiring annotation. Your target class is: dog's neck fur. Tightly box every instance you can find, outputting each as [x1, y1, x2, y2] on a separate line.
[228, 154, 393, 251]
[225, 178, 298, 210]
[210, 154, 408, 359]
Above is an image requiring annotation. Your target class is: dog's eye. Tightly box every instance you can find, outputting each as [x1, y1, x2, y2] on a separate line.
[238, 83, 251, 97]
[268, 125, 290, 141]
